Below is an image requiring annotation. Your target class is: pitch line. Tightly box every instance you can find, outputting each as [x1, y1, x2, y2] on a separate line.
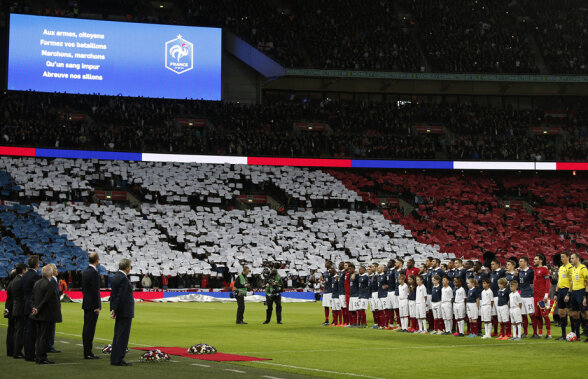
[191, 363, 211, 367]
[224, 369, 246, 374]
[253, 362, 386, 379]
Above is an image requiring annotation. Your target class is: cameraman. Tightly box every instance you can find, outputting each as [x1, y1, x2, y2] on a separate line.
[263, 267, 283, 324]
[234, 266, 250, 324]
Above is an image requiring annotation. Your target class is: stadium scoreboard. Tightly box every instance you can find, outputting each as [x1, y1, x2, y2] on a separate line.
[7, 14, 222, 100]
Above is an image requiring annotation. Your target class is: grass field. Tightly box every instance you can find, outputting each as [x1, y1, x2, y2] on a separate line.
[1, 301, 587, 378]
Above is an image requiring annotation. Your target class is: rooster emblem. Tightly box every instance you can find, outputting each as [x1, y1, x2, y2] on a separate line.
[169, 42, 189, 62]
[165, 34, 194, 74]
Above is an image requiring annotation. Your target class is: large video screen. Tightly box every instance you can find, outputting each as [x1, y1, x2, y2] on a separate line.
[7, 14, 222, 100]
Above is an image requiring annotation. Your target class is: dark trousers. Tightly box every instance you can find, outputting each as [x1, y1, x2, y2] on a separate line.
[82, 310, 99, 356]
[48, 323, 55, 350]
[111, 317, 132, 365]
[6, 317, 14, 357]
[34, 321, 51, 363]
[236, 294, 245, 323]
[265, 295, 282, 322]
[24, 316, 36, 360]
[13, 315, 25, 357]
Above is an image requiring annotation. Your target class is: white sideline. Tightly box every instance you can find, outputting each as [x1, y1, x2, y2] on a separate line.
[252, 362, 386, 379]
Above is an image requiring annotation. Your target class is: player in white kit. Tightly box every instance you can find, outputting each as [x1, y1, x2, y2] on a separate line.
[480, 278, 494, 339]
[453, 277, 466, 337]
[415, 276, 428, 334]
[441, 276, 454, 335]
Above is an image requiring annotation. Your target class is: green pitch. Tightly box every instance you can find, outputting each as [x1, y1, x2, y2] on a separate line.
[1, 302, 587, 378]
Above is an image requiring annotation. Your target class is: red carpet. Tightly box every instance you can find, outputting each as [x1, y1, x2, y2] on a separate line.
[132, 347, 270, 361]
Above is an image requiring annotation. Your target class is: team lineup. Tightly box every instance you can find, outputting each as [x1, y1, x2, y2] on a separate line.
[320, 252, 588, 341]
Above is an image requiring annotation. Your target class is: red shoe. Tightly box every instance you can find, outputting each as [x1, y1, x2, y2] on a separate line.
[385, 326, 393, 330]
[491, 332, 498, 337]
[453, 332, 460, 336]
[408, 328, 415, 333]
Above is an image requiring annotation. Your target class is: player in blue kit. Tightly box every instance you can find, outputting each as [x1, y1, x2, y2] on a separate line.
[329, 268, 341, 326]
[321, 261, 333, 326]
[505, 260, 517, 284]
[466, 278, 480, 337]
[368, 264, 379, 328]
[495, 278, 511, 339]
[517, 257, 536, 338]
[490, 259, 505, 337]
[392, 259, 405, 329]
[347, 264, 359, 328]
[431, 275, 442, 334]
[357, 266, 370, 328]
[376, 265, 389, 329]
[385, 260, 396, 329]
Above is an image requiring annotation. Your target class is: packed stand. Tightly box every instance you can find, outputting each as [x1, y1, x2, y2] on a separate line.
[3, 91, 586, 161]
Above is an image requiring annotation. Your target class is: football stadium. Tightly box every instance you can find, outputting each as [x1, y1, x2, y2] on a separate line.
[1, 1, 588, 378]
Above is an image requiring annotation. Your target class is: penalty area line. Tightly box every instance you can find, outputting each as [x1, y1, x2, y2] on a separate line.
[251, 361, 386, 379]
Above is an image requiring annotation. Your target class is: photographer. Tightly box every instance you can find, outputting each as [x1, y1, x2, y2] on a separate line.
[234, 266, 251, 325]
[263, 266, 283, 324]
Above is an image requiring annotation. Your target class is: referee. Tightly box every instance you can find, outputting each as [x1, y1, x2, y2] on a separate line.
[564, 253, 587, 341]
[235, 267, 251, 324]
[555, 252, 573, 340]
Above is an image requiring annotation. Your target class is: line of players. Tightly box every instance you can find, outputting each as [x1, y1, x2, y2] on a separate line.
[320, 252, 588, 341]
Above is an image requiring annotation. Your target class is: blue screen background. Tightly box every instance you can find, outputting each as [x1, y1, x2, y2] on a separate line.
[7, 14, 222, 100]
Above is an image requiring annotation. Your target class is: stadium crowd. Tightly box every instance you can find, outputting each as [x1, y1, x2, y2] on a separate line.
[1, 92, 586, 161]
[4, 0, 587, 74]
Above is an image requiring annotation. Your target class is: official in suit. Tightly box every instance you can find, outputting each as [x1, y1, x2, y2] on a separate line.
[4, 269, 16, 357]
[110, 258, 134, 366]
[21, 255, 40, 361]
[30, 265, 62, 364]
[82, 252, 101, 359]
[11, 263, 28, 359]
[47, 264, 61, 353]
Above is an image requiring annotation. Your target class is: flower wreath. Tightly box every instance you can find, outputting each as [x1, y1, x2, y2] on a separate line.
[140, 349, 170, 362]
[187, 343, 217, 355]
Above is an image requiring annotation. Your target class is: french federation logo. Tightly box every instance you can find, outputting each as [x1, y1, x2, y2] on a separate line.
[165, 35, 194, 74]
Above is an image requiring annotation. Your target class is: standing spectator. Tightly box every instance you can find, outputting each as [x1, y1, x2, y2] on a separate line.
[141, 274, 152, 289]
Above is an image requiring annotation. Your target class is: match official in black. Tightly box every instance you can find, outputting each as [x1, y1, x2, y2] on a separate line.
[30, 265, 62, 365]
[22, 255, 40, 361]
[11, 263, 27, 359]
[110, 258, 134, 366]
[82, 252, 101, 359]
[4, 269, 16, 357]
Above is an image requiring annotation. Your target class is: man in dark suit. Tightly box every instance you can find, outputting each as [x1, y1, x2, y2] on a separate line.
[82, 252, 101, 359]
[30, 265, 62, 364]
[4, 269, 16, 357]
[110, 258, 134, 366]
[21, 255, 40, 361]
[11, 263, 28, 359]
[47, 264, 61, 353]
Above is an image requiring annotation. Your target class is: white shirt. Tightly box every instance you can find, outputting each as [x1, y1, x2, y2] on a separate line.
[398, 283, 409, 300]
[509, 291, 522, 309]
[89, 264, 97, 271]
[416, 284, 427, 304]
[454, 287, 466, 304]
[441, 286, 453, 303]
[480, 288, 494, 306]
